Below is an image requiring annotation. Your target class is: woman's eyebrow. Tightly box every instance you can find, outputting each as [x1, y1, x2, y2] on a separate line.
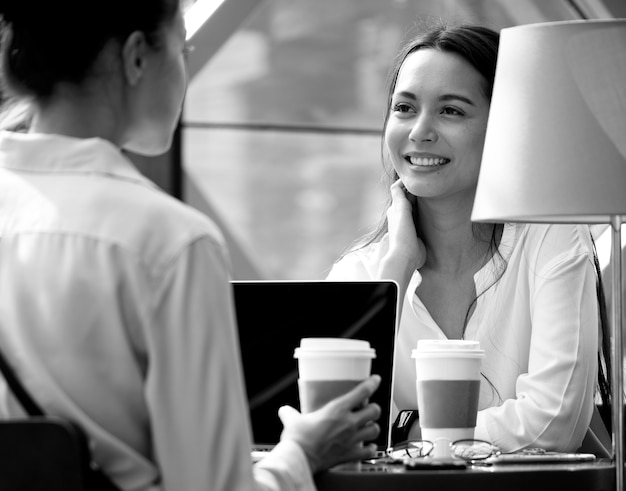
[393, 91, 475, 106]
[394, 91, 416, 100]
[440, 94, 475, 106]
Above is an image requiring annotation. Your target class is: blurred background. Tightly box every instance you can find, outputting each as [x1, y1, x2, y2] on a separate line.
[141, 0, 626, 280]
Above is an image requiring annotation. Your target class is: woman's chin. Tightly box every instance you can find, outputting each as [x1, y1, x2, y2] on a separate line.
[123, 135, 172, 157]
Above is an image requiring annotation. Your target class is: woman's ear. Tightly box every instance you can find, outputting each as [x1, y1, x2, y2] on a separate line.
[121, 31, 148, 86]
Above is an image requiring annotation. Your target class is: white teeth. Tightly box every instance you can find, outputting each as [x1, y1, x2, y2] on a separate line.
[409, 157, 448, 166]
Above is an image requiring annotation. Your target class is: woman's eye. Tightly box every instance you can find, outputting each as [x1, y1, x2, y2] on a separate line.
[392, 103, 413, 113]
[441, 106, 463, 116]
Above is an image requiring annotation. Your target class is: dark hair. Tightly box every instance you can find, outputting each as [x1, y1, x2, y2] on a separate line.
[0, 0, 179, 100]
[591, 237, 613, 431]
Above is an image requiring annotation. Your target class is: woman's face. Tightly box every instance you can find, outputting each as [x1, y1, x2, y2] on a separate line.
[124, 7, 188, 156]
[384, 48, 490, 202]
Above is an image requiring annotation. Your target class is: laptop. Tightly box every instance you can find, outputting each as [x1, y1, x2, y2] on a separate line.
[230, 280, 398, 459]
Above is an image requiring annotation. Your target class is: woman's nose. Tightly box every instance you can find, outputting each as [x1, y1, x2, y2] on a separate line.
[409, 114, 437, 143]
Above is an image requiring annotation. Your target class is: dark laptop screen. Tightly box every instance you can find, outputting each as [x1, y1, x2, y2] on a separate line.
[230, 280, 398, 449]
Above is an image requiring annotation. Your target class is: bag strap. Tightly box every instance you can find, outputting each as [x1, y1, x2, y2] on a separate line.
[0, 345, 45, 417]
[0, 346, 122, 491]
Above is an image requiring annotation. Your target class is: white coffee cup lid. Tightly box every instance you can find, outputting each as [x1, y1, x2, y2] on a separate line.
[294, 338, 376, 358]
[412, 339, 484, 358]
[418, 340, 481, 350]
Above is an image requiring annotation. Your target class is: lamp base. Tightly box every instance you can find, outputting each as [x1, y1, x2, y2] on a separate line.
[610, 216, 623, 491]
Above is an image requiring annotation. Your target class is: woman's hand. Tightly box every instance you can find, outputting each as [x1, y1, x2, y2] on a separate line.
[277, 375, 382, 473]
[376, 180, 427, 323]
[377, 180, 426, 288]
[385, 179, 427, 272]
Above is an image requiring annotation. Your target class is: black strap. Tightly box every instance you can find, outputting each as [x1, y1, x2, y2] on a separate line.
[0, 345, 122, 491]
[0, 345, 45, 416]
[390, 409, 420, 446]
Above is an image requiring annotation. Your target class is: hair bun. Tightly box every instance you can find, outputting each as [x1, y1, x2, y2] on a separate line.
[0, 0, 20, 22]
[1, 0, 80, 24]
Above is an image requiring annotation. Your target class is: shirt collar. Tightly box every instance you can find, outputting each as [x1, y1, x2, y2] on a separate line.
[0, 131, 157, 189]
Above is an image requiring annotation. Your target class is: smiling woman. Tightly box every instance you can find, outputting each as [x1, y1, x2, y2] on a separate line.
[326, 22, 612, 456]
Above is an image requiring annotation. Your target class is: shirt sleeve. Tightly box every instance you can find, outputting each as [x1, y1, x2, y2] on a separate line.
[326, 239, 389, 280]
[326, 255, 373, 280]
[474, 250, 598, 452]
[254, 440, 316, 490]
[144, 236, 316, 491]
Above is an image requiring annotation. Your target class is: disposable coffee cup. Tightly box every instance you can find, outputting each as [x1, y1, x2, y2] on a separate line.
[294, 338, 376, 413]
[411, 340, 484, 444]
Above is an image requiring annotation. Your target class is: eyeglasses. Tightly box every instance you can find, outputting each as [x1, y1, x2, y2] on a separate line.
[388, 439, 501, 463]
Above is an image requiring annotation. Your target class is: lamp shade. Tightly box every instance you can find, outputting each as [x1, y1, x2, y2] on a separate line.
[471, 19, 626, 224]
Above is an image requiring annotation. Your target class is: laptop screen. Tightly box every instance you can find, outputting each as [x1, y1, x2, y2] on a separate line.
[230, 280, 398, 450]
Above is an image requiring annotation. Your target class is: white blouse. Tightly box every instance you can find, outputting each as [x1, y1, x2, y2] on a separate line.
[328, 222, 599, 452]
[0, 131, 315, 491]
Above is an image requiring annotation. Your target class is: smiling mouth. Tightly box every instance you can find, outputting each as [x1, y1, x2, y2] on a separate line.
[406, 156, 450, 167]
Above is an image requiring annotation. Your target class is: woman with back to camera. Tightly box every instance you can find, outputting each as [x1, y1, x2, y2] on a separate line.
[0, 0, 382, 489]
[327, 22, 612, 454]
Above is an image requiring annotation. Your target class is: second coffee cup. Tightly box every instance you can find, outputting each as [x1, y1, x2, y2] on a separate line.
[294, 338, 376, 413]
[412, 339, 484, 443]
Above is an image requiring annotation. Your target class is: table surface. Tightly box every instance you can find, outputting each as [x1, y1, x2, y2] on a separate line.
[315, 459, 616, 491]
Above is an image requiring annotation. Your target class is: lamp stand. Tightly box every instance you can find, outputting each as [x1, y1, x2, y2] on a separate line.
[610, 215, 624, 491]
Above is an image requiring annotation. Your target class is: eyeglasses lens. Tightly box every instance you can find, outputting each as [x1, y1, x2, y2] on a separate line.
[451, 440, 499, 461]
[391, 440, 434, 459]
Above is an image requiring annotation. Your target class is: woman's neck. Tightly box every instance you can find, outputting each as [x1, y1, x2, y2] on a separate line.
[28, 64, 125, 146]
[416, 197, 495, 275]
[29, 96, 120, 144]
